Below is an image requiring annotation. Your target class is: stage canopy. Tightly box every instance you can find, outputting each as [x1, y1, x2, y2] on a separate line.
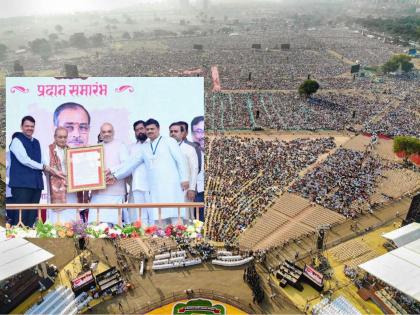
[0, 238, 54, 282]
[359, 238, 420, 302]
[382, 222, 420, 247]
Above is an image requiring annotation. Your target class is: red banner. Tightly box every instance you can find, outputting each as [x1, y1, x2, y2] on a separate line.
[211, 66, 221, 92]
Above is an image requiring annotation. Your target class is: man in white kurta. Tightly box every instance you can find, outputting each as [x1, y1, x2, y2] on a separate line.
[89, 123, 129, 225]
[125, 120, 150, 225]
[169, 123, 198, 220]
[45, 127, 79, 223]
[110, 119, 189, 225]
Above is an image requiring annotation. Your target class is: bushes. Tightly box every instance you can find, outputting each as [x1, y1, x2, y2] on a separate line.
[393, 136, 420, 155]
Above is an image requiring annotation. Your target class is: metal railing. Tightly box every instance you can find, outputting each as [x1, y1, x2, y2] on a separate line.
[5, 202, 204, 227]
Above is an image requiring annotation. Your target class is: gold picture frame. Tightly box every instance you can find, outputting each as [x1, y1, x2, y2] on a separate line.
[66, 145, 106, 193]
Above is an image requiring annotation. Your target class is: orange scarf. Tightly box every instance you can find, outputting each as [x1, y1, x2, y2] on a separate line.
[48, 143, 67, 203]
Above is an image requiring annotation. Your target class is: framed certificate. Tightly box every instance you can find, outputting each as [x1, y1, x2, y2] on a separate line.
[66, 145, 106, 193]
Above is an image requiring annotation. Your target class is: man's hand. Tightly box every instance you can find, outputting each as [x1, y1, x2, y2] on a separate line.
[44, 165, 66, 180]
[53, 170, 66, 181]
[186, 190, 196, 201]
[105, 170, 116, 185]
[181, 181, 189, 191]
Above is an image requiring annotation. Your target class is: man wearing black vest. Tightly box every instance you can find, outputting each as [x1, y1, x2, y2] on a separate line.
[9, 116, 63, 227]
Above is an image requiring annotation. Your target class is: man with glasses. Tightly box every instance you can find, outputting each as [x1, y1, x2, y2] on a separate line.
[108, 118, 189, 226]
[191, 116, 205, 222]
[53, 102, 91, 148]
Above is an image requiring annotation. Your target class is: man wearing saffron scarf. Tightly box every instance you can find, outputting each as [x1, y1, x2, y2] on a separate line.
[46, 127, 79, 223]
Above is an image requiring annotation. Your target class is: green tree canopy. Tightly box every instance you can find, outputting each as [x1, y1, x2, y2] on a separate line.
[0, 43, 7, 60]
[393, 136, 420, 155]
[382, 54, 414, 73]
[89, 33, 105, 47]
[28, 38, 52, 60]
[69, 32, 89, 49]
[298, 79, 320, 97]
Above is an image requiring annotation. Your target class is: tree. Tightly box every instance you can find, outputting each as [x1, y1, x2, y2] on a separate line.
[69, 32, 89, 49]
[55, 24, 63, 33]
[48, 33, 59, 41]
[382, 54, 414, 74]
[28, 38, 52, 60]
[89, 33, 105, 47]
[0, 43, 7, 61]
[393, 136, 420, 155]
[122, 31, 131, 40]
[298, 79, 320, 97]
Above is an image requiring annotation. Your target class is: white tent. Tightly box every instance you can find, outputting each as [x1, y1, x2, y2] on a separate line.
[359, 238, 420, 302]
[382, 222, 420, 247]
[0, 226, 6, 241]
[0, 238, 54, 282]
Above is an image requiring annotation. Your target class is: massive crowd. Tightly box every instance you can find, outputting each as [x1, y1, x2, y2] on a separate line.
[0, 14, 418, 245]
[205, 136, 336, 241]
[206, 91, 394, 132]
[289, 148, 386, 218]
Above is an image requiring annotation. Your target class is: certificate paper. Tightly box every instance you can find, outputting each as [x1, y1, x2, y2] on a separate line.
[66, 145, 106, 193]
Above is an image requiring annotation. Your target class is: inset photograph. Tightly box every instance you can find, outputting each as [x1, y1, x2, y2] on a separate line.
[4, 77, 204, 238]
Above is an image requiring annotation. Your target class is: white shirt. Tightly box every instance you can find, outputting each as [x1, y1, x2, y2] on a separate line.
[5, 152, 11, 198]
[9, 137, 45, 170]
[196, 149, 204, 193]
[129, 141, 149, 192]
[94, 140, 129, 196]
[179, 141, 198, 191]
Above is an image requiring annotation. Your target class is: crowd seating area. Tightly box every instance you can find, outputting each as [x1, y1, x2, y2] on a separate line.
[289, 148, 386, 218]
[205, 136, 336, 242]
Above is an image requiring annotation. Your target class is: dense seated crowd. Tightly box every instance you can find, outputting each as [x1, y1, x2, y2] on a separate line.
[364, 104, 420, 138]
[206, 91, 390, 132]
[205, 136, 336, 241]
[289, 148, 385, 218]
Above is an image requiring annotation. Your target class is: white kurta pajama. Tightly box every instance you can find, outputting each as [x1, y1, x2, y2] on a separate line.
[89, 140, 129, 224]
[125, 141, 151, 225]
[45, 145, 79, 224]
[179, 140, 199, 220]
[113, 136, 188, 224]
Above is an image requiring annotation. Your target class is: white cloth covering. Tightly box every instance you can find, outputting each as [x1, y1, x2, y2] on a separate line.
[89, 140, 129, 224]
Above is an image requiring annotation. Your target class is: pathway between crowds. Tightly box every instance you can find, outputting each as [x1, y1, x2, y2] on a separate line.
[326, 49, 355, 65]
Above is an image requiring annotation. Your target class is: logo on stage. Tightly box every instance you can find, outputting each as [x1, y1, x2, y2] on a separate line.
[173, 299, 226, 315]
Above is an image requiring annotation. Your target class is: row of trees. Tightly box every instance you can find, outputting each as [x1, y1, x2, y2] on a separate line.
[355, 15, 420, 42]
[382, 54, 415, 73]
[28, 32, 105, 60]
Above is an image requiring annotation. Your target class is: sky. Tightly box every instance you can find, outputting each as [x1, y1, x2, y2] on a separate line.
[0, 0, 161, 18]
[0, 0, 284, 18]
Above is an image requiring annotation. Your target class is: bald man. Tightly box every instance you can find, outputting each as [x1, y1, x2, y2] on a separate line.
[46, 127, 79, 224]
[89, 123, 129, 225]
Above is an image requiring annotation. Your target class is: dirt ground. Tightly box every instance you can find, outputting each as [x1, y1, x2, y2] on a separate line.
[26, 237, 300, 314]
